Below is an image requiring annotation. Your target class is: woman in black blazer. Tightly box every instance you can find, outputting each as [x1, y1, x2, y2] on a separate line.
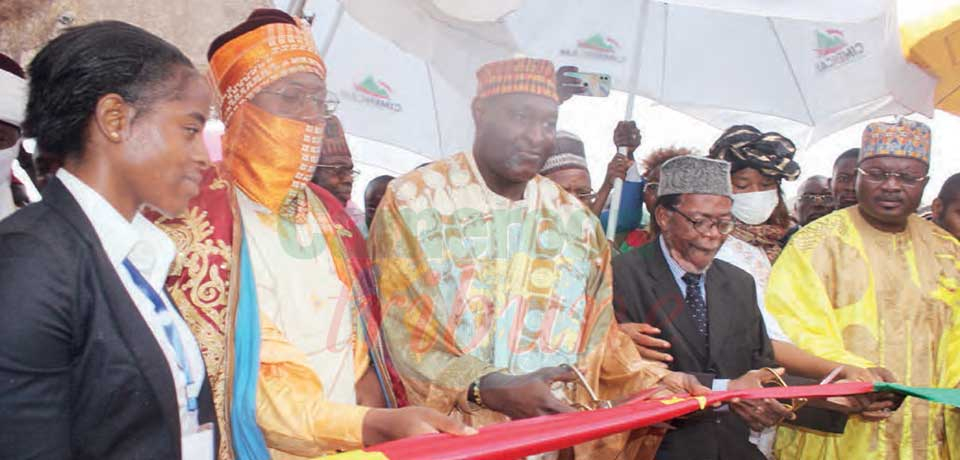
[0, 22, 217, 459]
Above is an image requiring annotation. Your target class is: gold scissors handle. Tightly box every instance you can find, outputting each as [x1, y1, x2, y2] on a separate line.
[560, 364, 614, 411]
[761, 367, 808, 412]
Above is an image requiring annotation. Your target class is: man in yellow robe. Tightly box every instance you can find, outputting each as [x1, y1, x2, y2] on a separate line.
[370, 57, 708, 459]
[767, 118, 960, 459]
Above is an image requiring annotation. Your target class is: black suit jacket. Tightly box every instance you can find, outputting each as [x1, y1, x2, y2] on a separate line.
[0, 178, 217, 459]
[612, 241, 776, 460]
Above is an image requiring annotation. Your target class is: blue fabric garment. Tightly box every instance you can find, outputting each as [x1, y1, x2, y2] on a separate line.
[599, 178, 645, 233]
[355, 311, 394, 408]
[231, 238, 270, 459]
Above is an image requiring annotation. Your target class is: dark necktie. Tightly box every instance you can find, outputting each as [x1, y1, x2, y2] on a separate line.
[682, 272, 709, 340]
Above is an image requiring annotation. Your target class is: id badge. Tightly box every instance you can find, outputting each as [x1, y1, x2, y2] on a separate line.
[182, 423, 214, 460]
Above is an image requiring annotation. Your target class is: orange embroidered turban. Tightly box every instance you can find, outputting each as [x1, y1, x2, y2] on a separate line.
[207, 9, 326, 123]
[475, 57, 558, 102]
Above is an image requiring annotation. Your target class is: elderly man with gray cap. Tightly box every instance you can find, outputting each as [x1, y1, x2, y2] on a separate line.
[612, 155, 794, 460]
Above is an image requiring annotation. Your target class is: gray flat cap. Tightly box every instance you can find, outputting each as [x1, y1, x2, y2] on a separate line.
[658, 156, 732, 198]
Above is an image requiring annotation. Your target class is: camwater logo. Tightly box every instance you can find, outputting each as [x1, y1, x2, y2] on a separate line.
[560, 33, 626, 63]
[815, 29, 865, 73]
[341, 75, 403, 112]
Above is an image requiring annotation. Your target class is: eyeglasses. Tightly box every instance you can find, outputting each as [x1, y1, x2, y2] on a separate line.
[259, 87, 340, 117]
[315, 165, 360, 178]
[798, 194, 835, 205]
[572, 189, 596, 201]
[857, 168, 927, 186]
[666, 205, 735, 235]
[833, 173, 855, 184]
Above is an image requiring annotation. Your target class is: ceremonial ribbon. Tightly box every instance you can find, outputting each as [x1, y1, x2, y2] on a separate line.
[320, 382, 960, 460]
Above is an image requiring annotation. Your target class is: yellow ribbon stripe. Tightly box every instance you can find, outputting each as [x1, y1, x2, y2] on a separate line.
[315, 451, 389, 460]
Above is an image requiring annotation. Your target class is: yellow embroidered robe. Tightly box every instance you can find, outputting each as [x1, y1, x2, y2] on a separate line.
[766, 207, 960, 460]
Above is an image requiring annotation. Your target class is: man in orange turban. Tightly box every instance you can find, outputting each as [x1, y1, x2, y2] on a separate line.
[152, 9, 471, 460]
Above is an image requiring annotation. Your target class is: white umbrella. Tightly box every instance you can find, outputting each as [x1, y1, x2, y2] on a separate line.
[273, 0, 481, 205]
[340, 0, 935, 235]
[309, 1, 476, 159]
[341, 0, 934, 147]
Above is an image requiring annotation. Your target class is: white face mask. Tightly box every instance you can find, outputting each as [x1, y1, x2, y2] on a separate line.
[0, 141, 19, 178]
[732, 189, 779, 225]
[0, 142, 20, 220]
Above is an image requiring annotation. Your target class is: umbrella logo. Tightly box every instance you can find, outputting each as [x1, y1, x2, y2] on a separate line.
[560, 33, 626, 63]
[342, 75, 403, 112]
[815, 29, 865, 73]
[355, 76, 393, 99]
[816, 29, 847, 56]
[577, 34, 620, 53]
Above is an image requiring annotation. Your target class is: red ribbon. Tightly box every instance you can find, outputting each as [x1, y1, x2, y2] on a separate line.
[367, 382, 874, 459]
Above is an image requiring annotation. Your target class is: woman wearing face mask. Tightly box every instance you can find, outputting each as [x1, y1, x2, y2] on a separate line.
[707, 126, 800, 346]
[709, 125, 798, 263]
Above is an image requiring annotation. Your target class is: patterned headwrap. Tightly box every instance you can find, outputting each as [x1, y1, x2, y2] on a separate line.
[708, 125, 800, 181]
[475, 57, 558, 102]
[321, 115, 351, 159]
[860, 118, 931, 165]
[540, 130, 587, 176]
[207, 8, 326, 123]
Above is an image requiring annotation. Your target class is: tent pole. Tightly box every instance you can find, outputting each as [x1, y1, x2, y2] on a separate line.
[318, 2, 346, 57]
[605, 0, 650, 243]
[287, 0, 307, 17]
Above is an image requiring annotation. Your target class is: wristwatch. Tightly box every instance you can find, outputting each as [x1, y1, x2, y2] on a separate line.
[467, 377, 484, 408]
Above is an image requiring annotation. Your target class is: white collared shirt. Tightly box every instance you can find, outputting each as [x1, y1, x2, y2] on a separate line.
[57, 169, 205, 436]
[658, 235, 708, 302]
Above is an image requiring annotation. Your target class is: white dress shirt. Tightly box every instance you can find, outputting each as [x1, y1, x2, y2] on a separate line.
[57, 169, 205, 437]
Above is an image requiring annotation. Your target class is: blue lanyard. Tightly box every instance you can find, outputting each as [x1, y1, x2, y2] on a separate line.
[122, 259, 198, 412]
